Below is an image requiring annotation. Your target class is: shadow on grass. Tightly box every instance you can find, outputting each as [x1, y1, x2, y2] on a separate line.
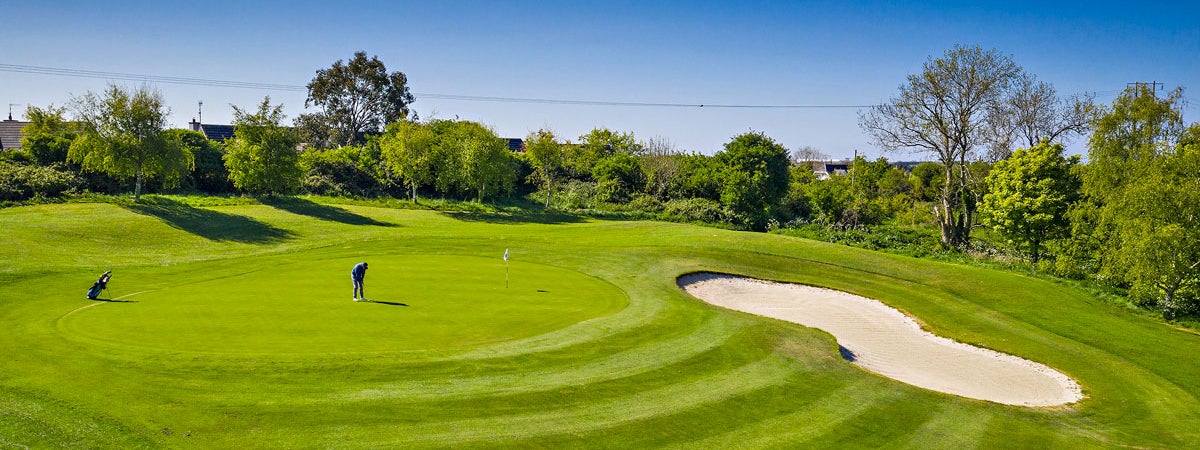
[440, 209, 584, 225]
[125, 197, 294, 243]
[93, 298, 137, 303]
[259, 196, 397, 227]
[365, 300, 408, 306]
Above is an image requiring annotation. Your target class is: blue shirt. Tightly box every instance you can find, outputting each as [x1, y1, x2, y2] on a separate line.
[351, 263, 367, 281]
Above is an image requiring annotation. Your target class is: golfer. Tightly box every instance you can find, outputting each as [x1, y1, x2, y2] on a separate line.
[351, 262, 368, 302]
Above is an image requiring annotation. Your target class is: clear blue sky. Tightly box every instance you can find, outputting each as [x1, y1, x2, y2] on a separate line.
[2, 1, 1197, 159]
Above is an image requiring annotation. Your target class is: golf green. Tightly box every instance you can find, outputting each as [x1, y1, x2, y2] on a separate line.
[2, 198, 1200, 448]
[57, 254, 626, 354]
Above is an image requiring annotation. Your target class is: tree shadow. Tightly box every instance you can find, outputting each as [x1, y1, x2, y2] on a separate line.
[440, 209, 584, 225]
[125, 197, 294, 243]
[259, 196, 397, 227]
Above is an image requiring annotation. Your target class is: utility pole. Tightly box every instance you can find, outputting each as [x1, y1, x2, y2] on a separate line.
[198, 100, 203, 124]
[1127, 81, 1163, 98]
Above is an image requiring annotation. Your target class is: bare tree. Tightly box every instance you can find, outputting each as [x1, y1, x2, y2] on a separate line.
[859, 45, 1022, 249]
[639, 136, 683, 200]
[986, 74, 1096, 160]
[791, 145, 829, 171]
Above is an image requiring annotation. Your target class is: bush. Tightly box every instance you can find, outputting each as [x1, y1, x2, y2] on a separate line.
[553, 180, 596, 209]
[0, 161, 80, 201]
[660, 198, 733, 224]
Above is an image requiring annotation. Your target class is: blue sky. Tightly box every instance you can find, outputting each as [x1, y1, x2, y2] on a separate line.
[2, 1, 1197, 158]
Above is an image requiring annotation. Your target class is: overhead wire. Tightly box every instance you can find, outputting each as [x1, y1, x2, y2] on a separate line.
[1, 63, 871, 109]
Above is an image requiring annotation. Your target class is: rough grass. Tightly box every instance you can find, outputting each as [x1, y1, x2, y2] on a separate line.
[1, 198, 1199, 448]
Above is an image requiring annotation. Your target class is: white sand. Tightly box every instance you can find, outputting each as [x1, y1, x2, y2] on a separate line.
[678, 273, 1082, 407]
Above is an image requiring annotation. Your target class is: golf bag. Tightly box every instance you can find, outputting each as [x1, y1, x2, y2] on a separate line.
[87, 270, 112, 300]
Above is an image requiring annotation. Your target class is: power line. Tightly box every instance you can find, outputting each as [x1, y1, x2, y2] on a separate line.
[0, 63, 872, 109]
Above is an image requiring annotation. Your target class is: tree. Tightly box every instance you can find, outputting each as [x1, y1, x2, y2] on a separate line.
[380, 121, 437, 203]
[21, 104, 77, 165]
[593, 153, 645, 203]
[450, 121, 517, 201]
[224, 97, 301, 195]
[790, 145, 829, 171]
[68, 84, 192, 201]
[988, 74, 1096, 160]
[568, 128, 643, 180]
[1079, 85, 1198, 316]
[299, 51, 414, 147]
[716, 132, 791, 230]
[638, 137, 683, 200]
[860, 45, 1023, 249]
[525, 129, 566, 207]
[980, 140, 1080, 262]
[164, 129, 232, 194]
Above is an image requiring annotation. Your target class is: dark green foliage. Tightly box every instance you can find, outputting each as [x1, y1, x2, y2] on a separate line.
[299, 51, 414, 147]
[909, 161, 944, 202]
[593, 153, 646, 203]
[165, 129, 233, 194]
[660, 197, 733, 225]
[0, 160, 79, 201]
[301, 145, 383, 197]
[715, 132, 791, 230]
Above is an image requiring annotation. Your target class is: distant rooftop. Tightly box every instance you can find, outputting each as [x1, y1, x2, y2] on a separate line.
[188, 119, 235, 142]
[0, 114, 30, 151]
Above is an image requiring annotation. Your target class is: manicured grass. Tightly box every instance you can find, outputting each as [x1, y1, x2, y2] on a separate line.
[2, 196, 1199, 448]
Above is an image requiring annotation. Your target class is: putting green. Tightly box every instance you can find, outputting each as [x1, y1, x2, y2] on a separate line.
[57, 254, 627, 354]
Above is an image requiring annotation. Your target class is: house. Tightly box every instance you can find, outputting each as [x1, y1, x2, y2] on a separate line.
[504, 138, 524, 152]
[0, 113, 30, 151]
[187, 119, 235, 142]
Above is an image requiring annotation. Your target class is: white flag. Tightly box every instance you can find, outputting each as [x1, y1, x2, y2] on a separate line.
[503, 248, 509, 261]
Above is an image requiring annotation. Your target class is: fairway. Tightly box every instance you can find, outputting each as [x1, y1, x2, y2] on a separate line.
[3, 199, 1200, 448]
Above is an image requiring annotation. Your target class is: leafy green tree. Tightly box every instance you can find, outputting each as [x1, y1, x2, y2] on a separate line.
[448, 121, 516, 201]
[805, 174, 853, 228]
[68, 84, 192, 201]
[593, 153, 645, 203]
[1079, 85, 1198, 316]
[300, 144, 382, 197]
[525, 129, 566, 207]
[860, 45, 1024, 249]
[21, 105, 77, 165]
[568, 128, 644, 180]
[981, 141, 1080, 262]
[380, 121, 436, 203]
[715, 132, 791, 230]
[224, 97, 301, 195]
[299, 51, 414, 147]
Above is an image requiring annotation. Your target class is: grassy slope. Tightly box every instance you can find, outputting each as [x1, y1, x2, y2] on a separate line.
[1, 198, 1198, 448]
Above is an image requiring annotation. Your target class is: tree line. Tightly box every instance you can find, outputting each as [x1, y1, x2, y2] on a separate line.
[1, 48, 1196, 319]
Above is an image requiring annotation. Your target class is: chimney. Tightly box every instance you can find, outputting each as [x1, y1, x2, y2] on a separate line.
[189, 118, 201, 132]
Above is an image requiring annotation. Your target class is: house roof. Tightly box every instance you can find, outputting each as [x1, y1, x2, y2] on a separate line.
[199, 124, 235, 141]
[504, 138, 524, 152]
[0, 118, 29, 151]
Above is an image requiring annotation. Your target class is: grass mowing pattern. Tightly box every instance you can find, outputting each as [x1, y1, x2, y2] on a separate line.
[2, 198, 1200, 448]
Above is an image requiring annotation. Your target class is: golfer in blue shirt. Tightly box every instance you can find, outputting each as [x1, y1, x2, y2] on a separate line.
[351, 262, 368, 302]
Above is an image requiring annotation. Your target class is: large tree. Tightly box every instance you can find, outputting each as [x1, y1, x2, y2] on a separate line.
[980, 141, 1080, 263]
[68, 84, 192, 201]
[451, 121, 517, 202]
[224, 97, 302, 195]
[860, 45, 1023, 249]
[298, 51, 414, 147]
[1080, 85, 1198, 316]
[987, 74, 1096, 160]
[716, 131, 791, 230]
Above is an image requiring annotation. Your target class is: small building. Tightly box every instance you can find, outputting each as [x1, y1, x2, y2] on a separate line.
[0, 113, 30, 151]
[504, 138, 524, 152]
[187, 119, 236, 142]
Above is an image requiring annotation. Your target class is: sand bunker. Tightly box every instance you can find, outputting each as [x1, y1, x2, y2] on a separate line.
[678, 273, 1082, 407]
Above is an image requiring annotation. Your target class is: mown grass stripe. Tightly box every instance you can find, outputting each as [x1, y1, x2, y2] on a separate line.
[332, 315, 747, 402]
[309, 355, 798, 446]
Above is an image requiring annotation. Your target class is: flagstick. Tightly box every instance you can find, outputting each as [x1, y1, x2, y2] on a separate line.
[506, 261, 509, 288]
